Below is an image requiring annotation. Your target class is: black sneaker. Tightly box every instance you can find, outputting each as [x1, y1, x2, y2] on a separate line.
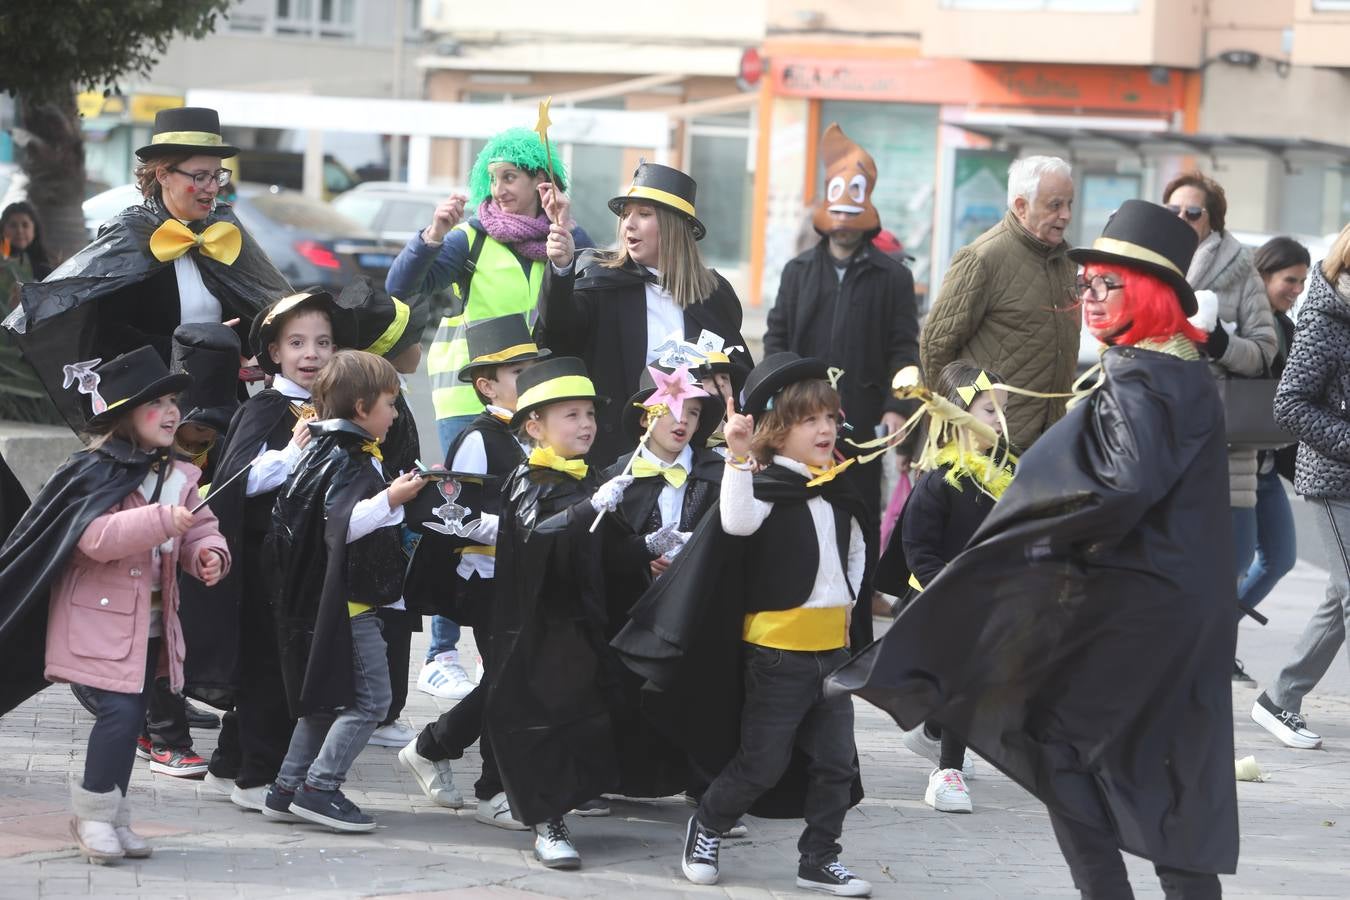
[1232, 659, 1256, 684]
[796, 860, 873, 897]
[288, 785, 376, 833]
[262, 784, 302, 823]
[681, 816, 721, 885]
[572, 796, 610, 816]
[1251, 691, 1322, 749]
[185, 701, 221, 730]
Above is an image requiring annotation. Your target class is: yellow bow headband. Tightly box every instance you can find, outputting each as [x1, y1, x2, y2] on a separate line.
[955, 371, 994, 406]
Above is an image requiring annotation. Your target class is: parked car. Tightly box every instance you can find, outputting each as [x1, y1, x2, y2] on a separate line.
[231, 149, 361, 199]
[82, 183, 400, 293]
[332, 183, 449, 245]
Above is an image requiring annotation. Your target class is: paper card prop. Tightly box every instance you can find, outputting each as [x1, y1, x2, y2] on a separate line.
[812, 123, 880, 235]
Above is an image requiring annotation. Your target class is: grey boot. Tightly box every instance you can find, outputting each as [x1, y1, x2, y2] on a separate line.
[113, 791, 152, 858]
[69, 782, 124, 864]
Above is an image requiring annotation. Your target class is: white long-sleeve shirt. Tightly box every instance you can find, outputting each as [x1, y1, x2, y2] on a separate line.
[451, 405, 523, 579]
[720, 455, 864, 610]
[244, 375, 311, 498]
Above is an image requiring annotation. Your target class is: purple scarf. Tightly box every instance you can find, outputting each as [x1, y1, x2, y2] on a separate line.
[477, 199, 551, 261]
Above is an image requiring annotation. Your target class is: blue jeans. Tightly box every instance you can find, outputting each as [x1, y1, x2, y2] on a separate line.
[1232, 506, 1258, 583]
[436, 414, 478, 459]
[427, 613, 462, 662]
[276, 612, 391, 792]
[1238, 468, 1298, 608]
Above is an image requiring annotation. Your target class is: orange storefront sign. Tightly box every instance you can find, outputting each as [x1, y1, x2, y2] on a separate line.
[771, 57, 1185, 115]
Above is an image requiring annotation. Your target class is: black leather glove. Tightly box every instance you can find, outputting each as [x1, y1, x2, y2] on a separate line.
[1205, 325, 1230, 360]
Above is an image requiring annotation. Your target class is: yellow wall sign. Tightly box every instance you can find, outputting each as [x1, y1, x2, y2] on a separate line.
[75, 92, 182, 123]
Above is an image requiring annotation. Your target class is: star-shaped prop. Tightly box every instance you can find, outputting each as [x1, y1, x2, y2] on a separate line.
[534, 97, 559, 194]
[641, 364, 708, 423]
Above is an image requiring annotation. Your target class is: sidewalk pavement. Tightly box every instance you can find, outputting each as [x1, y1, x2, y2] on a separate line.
[1, 559, 1347, 899]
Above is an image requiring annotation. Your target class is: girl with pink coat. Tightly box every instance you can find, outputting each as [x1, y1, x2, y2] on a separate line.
[0, 347, 230, 864]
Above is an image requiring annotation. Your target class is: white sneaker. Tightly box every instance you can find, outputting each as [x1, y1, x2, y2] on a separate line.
[230, 784, 268, 812]
[203, 772, 234, 798]
[475, 792, 529, 831]
[416, 659, 474, 701]
[368, 720, 417, 747]
[397, 741, 464, 808]
[1252, 692, 1323, 749]
[901, 725, 978, 777]
[924, 768, 972, 814]
[534, 818, 581, 869]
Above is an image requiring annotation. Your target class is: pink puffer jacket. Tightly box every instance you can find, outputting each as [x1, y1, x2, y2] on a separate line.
[44, 460, 230, 695]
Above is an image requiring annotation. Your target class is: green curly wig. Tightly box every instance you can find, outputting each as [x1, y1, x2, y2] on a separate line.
[468, 127, 569, 209]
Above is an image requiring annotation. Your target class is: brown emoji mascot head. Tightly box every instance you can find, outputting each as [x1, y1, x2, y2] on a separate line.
[812, 123, 880, 237]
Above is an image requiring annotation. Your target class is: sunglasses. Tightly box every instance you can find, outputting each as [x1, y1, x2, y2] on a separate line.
[1165, 204, 1205, 222]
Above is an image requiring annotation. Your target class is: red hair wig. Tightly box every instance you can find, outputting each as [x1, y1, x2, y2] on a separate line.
[1083, 262, 1206, 347]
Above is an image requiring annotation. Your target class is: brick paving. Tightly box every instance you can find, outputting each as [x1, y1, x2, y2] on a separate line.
[2, 557, 1348, 898]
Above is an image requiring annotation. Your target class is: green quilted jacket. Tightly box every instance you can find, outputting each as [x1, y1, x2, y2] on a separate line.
[921, 211, 1080, 449]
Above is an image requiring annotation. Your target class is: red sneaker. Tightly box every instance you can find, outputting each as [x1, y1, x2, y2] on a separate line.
[148, 745, 209, 778]
[135, 735, 154, 760]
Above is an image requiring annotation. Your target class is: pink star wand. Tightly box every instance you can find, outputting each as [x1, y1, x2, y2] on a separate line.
[589, 365, 709, 533]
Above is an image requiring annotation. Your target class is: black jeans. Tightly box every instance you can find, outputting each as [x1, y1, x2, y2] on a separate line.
[416, 577, 501, 800]
[224, 581, 294, 788]
[82, 639, 160, 794]
[1049, 809, 1222, 899]
[378, 607, 413, 726]
[141, 676, 191, 750]
[698, 643, 857, 868]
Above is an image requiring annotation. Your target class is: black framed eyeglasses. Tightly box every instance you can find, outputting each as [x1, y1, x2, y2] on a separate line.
[168, 166, 231, 189]
[1164, 203, 1205, 222]
[1076, 274, 1126, 301]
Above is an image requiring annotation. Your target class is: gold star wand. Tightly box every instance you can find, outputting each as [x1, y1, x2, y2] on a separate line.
[534, 97, 560, 224]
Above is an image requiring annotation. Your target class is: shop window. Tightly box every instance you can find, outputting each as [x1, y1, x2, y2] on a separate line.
[276, 0, 356, 39]
[688, 112, 753, 268]
[1077, 173, 1140, 250]
[819, 101, 938, 286]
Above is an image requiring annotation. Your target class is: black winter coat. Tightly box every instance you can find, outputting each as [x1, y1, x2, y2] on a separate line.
[536, 256, 753, 466]
[1274, 264, 1350, 499]
[830, 345, 1239, 874]
[764, 240, 919, 437]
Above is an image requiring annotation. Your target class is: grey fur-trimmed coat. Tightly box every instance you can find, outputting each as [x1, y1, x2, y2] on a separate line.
[1275, 264, 1350, 500]
[1190, 230, 1278, 508]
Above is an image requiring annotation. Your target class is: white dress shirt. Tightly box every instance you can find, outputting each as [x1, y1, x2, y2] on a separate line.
[451, 405, 524, 579]
[638, 443, 692, 529]
[173, 254, 224, 324]
[244, 375, 310, 497]
[719, 455, 864, 609]
[643, 267, 684, 364]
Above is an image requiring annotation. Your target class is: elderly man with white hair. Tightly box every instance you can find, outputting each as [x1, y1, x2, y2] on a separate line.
[922, 156, 1079, 449]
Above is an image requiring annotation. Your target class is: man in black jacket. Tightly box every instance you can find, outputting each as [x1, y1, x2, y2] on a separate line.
[763, 124, 920, 523]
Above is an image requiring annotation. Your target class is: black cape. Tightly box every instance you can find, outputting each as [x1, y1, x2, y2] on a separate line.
[598, 446, 724, 798]
[0, 441, 157, 715]
[485, 464, 619, 825]
[8, 199, 290, 430]
[265, 420, 405, 716]
[178, 389, 299, 707]
[828, 346, 1239, 874]
[610, 464, 873, 817]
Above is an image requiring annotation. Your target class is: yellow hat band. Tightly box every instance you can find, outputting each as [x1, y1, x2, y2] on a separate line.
[468, 342, 539, 365]
[621, 185, 695, 218]
[151, 130, 225, 147]
[517, 375, 598, 413]
[365, 297, 411, 357]
[262, 291, 322, 327]
[1090, 237, 1184, 279]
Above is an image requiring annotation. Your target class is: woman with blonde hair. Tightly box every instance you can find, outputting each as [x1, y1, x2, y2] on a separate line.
[1255, 222, 1350, 752]
[537, 163, 753, 465]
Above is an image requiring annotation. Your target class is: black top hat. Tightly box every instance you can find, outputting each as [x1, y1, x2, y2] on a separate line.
[250, 288, 358, 375]
[609, 162, 706, 241]
[337, 277, 428, 362]
[510, 356, 608, 428]
[620, 367, 723, 450]
[73, 346, 193, 428]
[740, 352, 830, 419]
[457, 314, 551, 383]
[1068, 199, 1200, 315]
[171, 323, 241, 435]
[135, 107, 240, 160]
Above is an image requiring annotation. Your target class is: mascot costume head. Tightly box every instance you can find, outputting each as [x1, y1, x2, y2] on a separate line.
[812, 123, 880, 238]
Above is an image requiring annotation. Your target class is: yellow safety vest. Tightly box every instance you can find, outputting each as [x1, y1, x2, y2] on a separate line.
[428, 223, 546, 420]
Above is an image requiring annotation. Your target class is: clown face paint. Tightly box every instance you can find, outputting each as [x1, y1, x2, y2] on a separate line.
[813, 124, 880, 236]
[132, 394, 182, 451]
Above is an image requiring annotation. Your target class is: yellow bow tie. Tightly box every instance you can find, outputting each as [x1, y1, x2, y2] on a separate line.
[361, 440, 384, 462]
[529, 446, 588, 479]
[149, 219, 242, 265]
[291, 402, 316, 421]
[805, 457, 856, 487]
[632, 456, 688, 488]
